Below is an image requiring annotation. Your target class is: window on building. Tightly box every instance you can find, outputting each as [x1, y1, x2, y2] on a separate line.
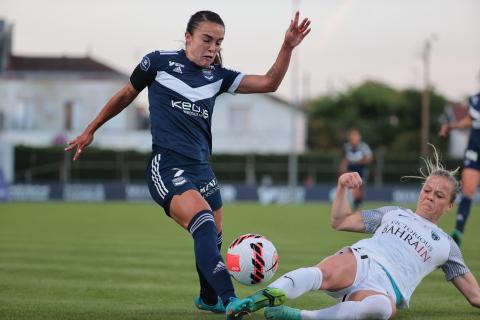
[11, 100, 34, 129]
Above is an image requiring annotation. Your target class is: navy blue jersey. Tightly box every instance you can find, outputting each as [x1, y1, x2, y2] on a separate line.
[464, 92, 480, 170]
[344, 142, 372, 167]
[131, 50, 244, 162]
[468, 92, 480, 132]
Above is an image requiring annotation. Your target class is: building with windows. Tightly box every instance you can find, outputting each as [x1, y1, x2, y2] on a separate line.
[0, 19, 306, 154]
[0, 20, 148, 152]
[213, 93, 306, 154]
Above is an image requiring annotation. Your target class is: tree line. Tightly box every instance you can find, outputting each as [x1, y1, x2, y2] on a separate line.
[307, 80, 449, 153]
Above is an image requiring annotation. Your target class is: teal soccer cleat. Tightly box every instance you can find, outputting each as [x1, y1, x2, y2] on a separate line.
[451, 229, 463, 246]
[225, 287, 287, 320]
[225, 297, 245, 320]
[194, 295, 225, 313]
[265, 306, 302, 320]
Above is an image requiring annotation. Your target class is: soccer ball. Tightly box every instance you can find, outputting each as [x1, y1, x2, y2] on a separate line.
[226, 234, 278, 286]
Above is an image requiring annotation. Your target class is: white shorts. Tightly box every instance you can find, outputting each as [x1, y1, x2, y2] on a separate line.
[324, 247, 399, 306]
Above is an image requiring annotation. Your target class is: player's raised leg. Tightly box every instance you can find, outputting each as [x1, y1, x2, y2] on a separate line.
[169, 190, 238, 308]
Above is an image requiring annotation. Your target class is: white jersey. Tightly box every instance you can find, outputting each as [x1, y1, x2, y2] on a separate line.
[353, 206, 469, 308]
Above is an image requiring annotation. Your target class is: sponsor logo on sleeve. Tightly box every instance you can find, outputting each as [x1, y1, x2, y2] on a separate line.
[140, 56, 151, 71]
[465, 150, 478, 162]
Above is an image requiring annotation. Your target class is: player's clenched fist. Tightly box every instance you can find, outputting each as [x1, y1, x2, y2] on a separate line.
[338, 172, 363, 189]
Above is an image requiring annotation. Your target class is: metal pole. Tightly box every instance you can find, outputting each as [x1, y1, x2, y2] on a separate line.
[245, 154, 256, 186]
[288, 0, 300, 202]
[421, 36, 436, 158]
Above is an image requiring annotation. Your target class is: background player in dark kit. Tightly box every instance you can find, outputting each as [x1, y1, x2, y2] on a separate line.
[338, 129, 373, 210]
[439, 92, 480, 246]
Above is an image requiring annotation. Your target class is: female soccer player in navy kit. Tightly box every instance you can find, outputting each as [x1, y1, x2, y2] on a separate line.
[338, 129, 373, 210]
[439, 92, 480, 246]
[65, 10, 311, 320]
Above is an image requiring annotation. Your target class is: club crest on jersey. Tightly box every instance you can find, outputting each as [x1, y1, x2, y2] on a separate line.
[202, 69, 214, 80]
[172, 176, 187, 187]
[431, 231, 440, 241]
[140, 56, 151, 71]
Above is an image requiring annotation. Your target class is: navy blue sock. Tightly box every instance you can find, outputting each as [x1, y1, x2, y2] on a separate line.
[353, 198, 362, 210]
[196, 230, 223, 305]
[455, 196, 472, 233]
[189, 211, 234, 306]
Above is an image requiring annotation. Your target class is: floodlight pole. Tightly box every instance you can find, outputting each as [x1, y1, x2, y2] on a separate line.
[288, 0, 301, 202]
[421, 36, 435, 158]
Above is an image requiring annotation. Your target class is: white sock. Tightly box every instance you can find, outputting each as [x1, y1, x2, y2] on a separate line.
[268, 267, 323, 300]
[301, 294, 392, 320]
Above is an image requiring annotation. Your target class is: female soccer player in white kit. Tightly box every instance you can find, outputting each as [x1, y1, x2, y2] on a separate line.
[228, 148, 480, 319]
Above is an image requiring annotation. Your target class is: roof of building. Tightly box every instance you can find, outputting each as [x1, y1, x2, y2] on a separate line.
[5, 55, 125, 76]
[264, 93, 308, 113]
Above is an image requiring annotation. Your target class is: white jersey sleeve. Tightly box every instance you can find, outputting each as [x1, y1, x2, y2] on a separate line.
[441, 237, 470, 281]
[361, 206, 401, 233]
[360, 142, 373, 157]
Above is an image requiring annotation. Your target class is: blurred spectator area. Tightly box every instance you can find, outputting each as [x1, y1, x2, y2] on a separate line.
[0, 19, 468, 189]
[13, 146, 463, 187]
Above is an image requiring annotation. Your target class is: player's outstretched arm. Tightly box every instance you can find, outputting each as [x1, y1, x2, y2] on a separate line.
[330, 172, 365, 232]
[452, 272, 480, 308]
[236, 11, 311, 94]
[439, 116, 472, 137]
[65, 82, 139, 160]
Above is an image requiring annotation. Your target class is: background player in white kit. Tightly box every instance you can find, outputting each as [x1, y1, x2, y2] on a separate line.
[231, 148, 480, 320]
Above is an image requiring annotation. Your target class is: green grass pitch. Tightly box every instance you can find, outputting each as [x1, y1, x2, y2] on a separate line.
[0, 202, 479, 319]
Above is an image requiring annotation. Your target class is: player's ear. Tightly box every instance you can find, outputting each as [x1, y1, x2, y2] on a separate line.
[185, 31, 192, 45]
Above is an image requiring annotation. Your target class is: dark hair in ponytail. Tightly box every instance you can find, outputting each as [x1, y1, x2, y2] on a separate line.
[186, 10, 224, 65]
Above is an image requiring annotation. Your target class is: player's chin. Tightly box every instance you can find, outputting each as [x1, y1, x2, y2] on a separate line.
[201, 57, 214, 66]
[421, 205, 434, 214]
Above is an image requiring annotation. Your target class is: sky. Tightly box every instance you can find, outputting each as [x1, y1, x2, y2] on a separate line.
[1, 0, 479, 102]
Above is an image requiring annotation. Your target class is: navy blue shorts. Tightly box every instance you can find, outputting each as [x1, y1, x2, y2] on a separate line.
[348, 164, 368, 181]
[146, 147, 223, 215]
[463, 133, 480, 171]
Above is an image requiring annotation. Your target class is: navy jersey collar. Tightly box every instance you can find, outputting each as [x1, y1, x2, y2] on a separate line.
[179, 49, 205, 70]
